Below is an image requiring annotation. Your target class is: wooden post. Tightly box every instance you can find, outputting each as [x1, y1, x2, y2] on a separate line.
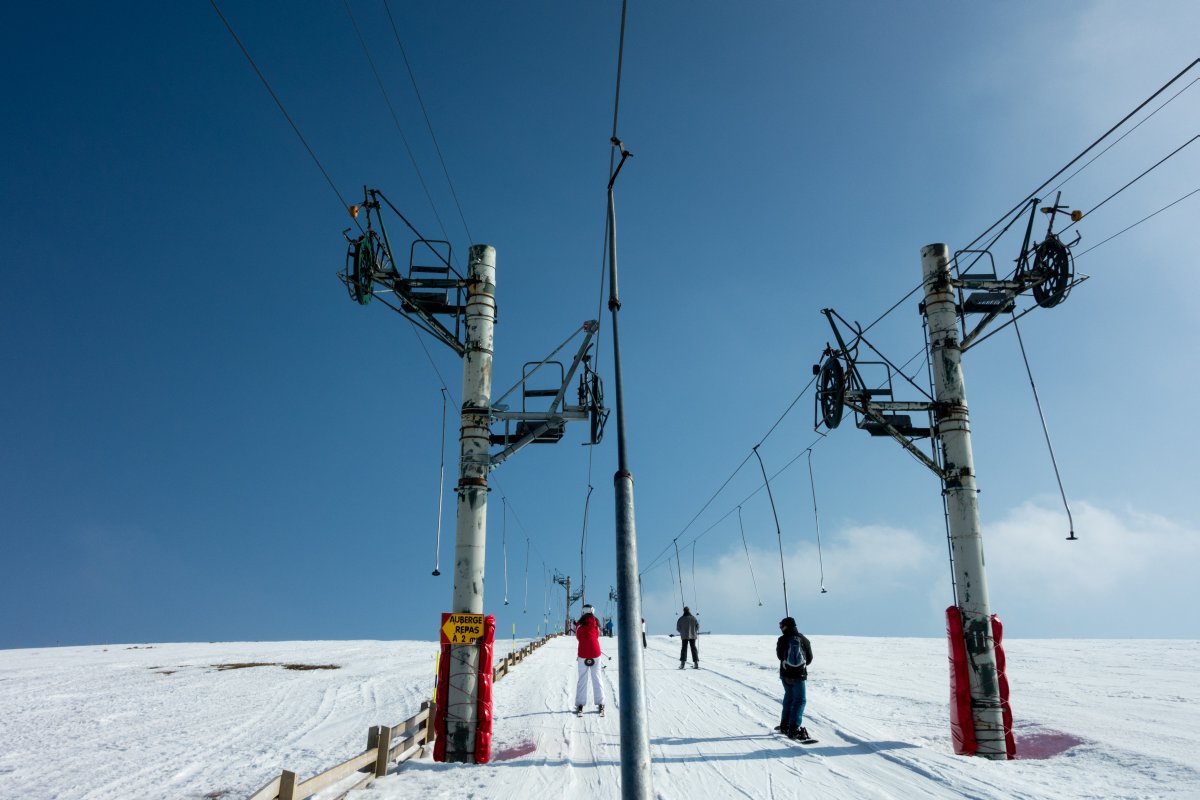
[366, 724, 379, 753]
[278, 770, 298, 800]
[423, 700, 436, 751]
[374, 725, 393, 777]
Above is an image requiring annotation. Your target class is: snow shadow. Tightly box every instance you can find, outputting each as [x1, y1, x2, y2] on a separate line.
[403, 736, 917, 771]
[653, 734, 918, 760]
[496, 710, 568, 720]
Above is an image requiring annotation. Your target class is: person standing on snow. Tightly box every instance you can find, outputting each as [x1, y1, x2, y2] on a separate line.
[676, 606, 699, 669]
[575, 604, 605, 715]
[775, 616, 813, 741]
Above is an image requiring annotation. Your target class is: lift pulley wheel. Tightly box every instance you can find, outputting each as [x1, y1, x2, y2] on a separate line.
[345, 232, 382, 305]
[1031, 235, 1072, 309]
[580, 367, 608, 445]
[817, 356, 846, 429]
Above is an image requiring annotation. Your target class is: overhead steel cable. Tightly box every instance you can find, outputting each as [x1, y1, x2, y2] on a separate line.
[826, 79, 1200, 408]
[381, 0, 473, 245]
[640, 433, 826, 577]
[1060, 134, 1200, 234]
[1047, 74, 1200, 198]
[209, 0, 361, 232]
[1075, 187, 1200, 257]
[343, 0, 452, 245]
[575, 2, 633, 624]
[958, 58, 1200, 257]
[644, 373, 819, 576]
[805, 62, 1200, 422]
[641, 451, 755, 575]
[757, 373, 819, 446]
[857, 280, 926, 339]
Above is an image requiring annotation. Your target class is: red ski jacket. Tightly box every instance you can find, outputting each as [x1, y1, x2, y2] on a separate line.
[576, 615, 602, 659]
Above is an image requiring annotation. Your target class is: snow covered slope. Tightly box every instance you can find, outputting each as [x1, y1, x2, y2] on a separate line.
[2, 636, 1198, 799]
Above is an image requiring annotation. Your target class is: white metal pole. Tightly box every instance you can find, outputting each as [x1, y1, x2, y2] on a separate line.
[921, 243, 1006, 759]
[445, 244, 497, 763]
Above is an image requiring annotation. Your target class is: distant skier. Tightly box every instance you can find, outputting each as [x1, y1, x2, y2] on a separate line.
[574, 604, 605, 715]
[676, 607, 699, 669]
[641, 617, 647, 649]
[775, 617, 814, 742]
[603, 618, 614, 637]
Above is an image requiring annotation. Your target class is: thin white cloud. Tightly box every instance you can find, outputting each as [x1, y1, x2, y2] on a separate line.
[642, 499, 1200, 638]
[986, 498, 1200, 602]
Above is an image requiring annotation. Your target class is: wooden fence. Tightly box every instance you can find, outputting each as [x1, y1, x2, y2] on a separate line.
[245, 633, 558, 800]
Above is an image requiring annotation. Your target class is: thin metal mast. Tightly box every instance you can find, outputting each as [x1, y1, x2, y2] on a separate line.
[606, 140, 653, 798]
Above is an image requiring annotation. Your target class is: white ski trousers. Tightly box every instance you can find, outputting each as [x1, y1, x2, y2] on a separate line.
[575, 656, 605, 706]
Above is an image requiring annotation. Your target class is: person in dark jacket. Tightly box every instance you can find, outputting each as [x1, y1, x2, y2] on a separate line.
[775, 617, 813, 740]
[575, 605, 605, 714]
[676, 607, 700, 669]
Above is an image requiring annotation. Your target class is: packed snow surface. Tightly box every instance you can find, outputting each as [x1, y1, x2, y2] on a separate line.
[2, 635, 1198, 799]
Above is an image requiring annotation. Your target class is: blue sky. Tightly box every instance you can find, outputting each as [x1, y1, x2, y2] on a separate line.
[3, 2, 1199, 649]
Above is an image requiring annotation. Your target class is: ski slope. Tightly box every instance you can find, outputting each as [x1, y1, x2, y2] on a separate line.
[2, 636, 1198, 798]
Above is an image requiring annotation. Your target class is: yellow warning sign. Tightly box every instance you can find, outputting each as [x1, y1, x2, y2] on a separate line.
[441, 613, 485, 645]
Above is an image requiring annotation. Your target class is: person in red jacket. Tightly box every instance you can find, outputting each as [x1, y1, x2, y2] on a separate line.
[574, 604, 605, 715]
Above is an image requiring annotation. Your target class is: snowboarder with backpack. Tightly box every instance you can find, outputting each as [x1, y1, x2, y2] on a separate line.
[574, 605, 605, 715]
[775, 616, 814, 742]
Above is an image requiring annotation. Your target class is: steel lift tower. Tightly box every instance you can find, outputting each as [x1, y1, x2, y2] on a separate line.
[813, 197, 1085, 759]
[339, 189, 608, 763]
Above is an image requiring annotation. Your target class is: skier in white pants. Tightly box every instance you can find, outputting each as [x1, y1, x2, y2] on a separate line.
[575, 604, 605, 714]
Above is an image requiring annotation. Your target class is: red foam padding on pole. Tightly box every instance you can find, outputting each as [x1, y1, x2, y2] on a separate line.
[946, 606, 977, 756]
[433, 641, 452, 762]
[474, 615, 496, 764]
[991, 614, 1017, 760]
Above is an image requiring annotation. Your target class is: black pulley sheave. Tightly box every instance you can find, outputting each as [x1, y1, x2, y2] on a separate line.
[817, 356, 846, 429]
[580, 366, 609, 445]
[1030, 236, 1073, 309]
[348, 235, 374, 307]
